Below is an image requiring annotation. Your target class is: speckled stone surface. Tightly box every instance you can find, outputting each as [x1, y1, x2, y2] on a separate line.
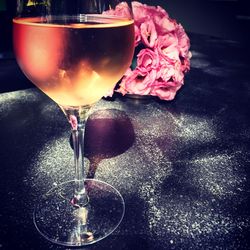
[0, 34, 250, 250]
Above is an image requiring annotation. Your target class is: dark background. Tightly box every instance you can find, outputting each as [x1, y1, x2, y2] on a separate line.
[0, 0, 249, 93]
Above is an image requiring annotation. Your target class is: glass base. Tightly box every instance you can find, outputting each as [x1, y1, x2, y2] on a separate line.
[33, 179, 125, 246]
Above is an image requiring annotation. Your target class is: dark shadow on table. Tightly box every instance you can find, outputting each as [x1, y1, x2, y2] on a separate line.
[69, 109, 135, 178]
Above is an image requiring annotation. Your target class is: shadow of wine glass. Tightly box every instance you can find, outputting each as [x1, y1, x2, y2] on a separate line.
[85, 109, 135, 178]
[71, 108, 135, 178]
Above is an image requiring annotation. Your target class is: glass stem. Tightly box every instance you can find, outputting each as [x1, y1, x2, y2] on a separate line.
[72, 123, 88, 207]
[60, 105, 91, 207]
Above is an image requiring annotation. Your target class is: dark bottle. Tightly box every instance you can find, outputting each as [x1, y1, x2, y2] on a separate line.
[0, 0, 15, 58]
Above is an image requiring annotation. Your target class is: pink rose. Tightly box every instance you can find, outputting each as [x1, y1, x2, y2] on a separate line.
[153, 16, 176, 35]
[112, 1, 191, 101]
[176, 24, 191, 58]
[156, 59, 176, 82]
[104, 2, 131, 18]
[140, 20, 157, 48]
[159, 59, 184, 83]
[173, 61, 185, 83]
[158, 33, 178, 48]
[118, 68, 157, 95]
[150, 81, 182, 100]
[132, 2, 149, 24]
[157, 34, 179, 61]
[134, 25, 141, 46]
[134, 3, 168, 21]
[137, 48, 160, 73]
[181, 56, 191, 73]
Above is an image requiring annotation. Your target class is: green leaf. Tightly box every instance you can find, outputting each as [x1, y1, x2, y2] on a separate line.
[131, 57, 137, 70]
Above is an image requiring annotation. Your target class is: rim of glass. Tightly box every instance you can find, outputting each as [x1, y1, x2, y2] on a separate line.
[14, 14, 133, 21]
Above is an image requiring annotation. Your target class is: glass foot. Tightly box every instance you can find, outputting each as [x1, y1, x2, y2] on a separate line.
[33, 179, 125, 246]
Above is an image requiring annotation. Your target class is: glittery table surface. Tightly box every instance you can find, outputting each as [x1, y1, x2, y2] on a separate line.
[0, 34, 250, 250]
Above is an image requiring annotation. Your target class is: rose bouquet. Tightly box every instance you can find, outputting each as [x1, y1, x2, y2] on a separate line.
[109, 1, 191, 101]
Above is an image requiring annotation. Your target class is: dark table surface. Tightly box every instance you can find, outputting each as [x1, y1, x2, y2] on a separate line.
[0, 33, 250, 250]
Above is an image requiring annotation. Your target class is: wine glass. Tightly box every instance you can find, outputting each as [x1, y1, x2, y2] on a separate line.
[13, 0, 134, 246]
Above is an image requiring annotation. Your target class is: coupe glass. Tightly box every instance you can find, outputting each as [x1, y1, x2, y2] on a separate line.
[13, 0, 134, 246]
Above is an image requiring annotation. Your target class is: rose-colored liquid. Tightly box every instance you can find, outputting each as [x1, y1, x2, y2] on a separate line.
[13, 16, 134, 106]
